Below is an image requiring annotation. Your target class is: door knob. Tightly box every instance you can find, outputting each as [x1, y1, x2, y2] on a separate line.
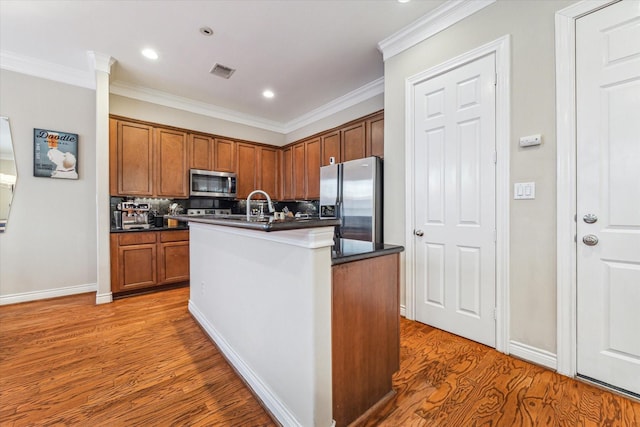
[414, 230, 424, 237]
[583, 214, 598, 224]
[582, 234, 599, 246]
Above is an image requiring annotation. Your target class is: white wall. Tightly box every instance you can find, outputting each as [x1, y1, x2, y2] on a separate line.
[0, 70, 97, 301]
[110, 95, 287, 146]
[384, 0, 576, 354]
[285, 93, 384, 143]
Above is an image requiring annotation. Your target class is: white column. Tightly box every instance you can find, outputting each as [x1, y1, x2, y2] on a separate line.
[89, 51, 116, 305]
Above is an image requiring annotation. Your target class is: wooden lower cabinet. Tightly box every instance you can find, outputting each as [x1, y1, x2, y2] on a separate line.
[332, 253, 400, 427]
[111, 230, 189, 294]
[158, 231, 190, 284]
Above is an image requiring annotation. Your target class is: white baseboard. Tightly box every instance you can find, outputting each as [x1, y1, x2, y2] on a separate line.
[95, 292, 113, 305]
[189, 301, 306, 427]
[400, 304, 406, 317]
[0, 282, 97, 305]
[509, 340, 557, 370]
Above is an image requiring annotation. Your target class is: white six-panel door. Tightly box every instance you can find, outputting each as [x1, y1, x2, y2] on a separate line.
[576, 0, 640, 396]
[413, 53, 496, 347]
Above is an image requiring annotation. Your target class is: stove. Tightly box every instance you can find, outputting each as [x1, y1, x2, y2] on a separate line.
[186, 208, 231, 216]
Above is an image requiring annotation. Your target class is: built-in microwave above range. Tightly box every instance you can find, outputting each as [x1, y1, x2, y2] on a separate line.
[190, 169, 237, 198]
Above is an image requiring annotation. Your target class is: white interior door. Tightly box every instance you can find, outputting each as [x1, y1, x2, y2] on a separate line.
[413, 53, 496, 347]
[576, 0, 640, 396]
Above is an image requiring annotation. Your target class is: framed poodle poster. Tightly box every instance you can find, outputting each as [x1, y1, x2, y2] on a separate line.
[33, 128, 79, 179]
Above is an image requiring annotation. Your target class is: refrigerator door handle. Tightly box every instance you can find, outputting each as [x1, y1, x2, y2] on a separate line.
[336, 200, 343, 237]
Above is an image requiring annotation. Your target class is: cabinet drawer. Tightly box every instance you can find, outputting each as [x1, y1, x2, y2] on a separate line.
[118, 232, 157, 246]
[160, 230, 189, 242]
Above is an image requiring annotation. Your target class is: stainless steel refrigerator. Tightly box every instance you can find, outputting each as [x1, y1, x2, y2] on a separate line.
[319, 156, 382, 244]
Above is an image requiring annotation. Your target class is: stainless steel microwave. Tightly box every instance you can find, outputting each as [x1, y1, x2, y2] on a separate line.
[189, 169, 237, 198]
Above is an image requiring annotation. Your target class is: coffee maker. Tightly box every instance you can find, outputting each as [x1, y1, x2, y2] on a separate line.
[116, 201, 151, 230]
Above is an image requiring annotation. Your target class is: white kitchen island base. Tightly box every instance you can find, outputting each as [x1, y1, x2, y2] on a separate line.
[187, 222, 336, 427]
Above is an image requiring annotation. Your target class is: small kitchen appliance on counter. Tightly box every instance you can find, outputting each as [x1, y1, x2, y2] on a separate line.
[118, 201, 151, 230]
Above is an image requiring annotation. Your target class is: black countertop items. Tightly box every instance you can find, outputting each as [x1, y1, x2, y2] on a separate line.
[111, 225, 189, 233]
[331, 239, 404, 265]
[170, 214, 341, 232]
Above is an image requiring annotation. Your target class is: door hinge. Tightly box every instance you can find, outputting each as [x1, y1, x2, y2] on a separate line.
[493, 151, 497, 164]
[494, 73, 498, 86]
[494, 230, 497, 242]
[493, 307, 498, 320]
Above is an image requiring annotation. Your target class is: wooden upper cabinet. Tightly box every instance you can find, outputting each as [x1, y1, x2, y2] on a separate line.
[305, 138, 321, 199]
[342, 122, 366, 162]
[155, 128, 189, 198]
[259, 147, 279, 200]
[214, 138, 236, 172]
[282, 147, 293, 201]
[292, 143, 306, 200]
[321, 131, 340, 166]
[366, 112, 384, 159]
[189, 134, 214, 171]
[236, 142, 257, 199]
[109, 118, 118, 195]
[114, 119, 154, 197]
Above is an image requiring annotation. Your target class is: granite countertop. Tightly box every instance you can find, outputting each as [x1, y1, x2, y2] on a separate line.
[147, 215, 403, 264]
[169, 214, 341, 232]
[110, 224, 189, 233]
[331, 238, 404, 265]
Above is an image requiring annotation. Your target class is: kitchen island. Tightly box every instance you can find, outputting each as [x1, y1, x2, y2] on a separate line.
[172, 214, 402, 427]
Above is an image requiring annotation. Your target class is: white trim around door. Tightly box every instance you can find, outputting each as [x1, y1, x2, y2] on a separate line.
[404, 35, 511, 353]
[554, 0, 618, 378]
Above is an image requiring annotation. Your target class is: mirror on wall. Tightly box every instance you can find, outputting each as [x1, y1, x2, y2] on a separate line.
[0, 117, 17, 232]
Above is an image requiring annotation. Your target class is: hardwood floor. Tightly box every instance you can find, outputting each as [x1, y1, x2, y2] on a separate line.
[362, 320, 640, 427]
[0, 288, 274, 426]
[1, 288, 638, 426]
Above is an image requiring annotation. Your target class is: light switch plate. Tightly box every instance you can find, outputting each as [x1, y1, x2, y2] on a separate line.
[519, 134, 542, 147]
[514, 182, 535, 199]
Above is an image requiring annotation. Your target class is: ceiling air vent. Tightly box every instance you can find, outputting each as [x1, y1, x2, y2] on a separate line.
[210, 63, 236, 79]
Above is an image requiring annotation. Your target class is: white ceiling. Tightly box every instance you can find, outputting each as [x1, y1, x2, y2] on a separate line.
[0, 0, 445, 133]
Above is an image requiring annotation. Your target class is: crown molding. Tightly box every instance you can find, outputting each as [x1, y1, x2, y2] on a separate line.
[282, 77, 384, 134]
[377, 0, 496, 61]
[109, 81, 286, 133]
[0, 50, 95, 89]
[1, 49, 383, 135]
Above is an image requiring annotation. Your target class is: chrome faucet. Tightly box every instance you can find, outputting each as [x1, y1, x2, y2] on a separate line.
[246, 190, 275, 221]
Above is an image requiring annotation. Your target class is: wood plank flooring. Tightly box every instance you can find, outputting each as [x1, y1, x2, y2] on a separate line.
[0, 288, 273, 426]
[1, 287, 638, 426]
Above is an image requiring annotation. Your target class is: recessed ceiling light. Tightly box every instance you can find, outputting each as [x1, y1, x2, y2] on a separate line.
[263, 90, 275, 99]
[398, 0, 411, 3]
[141, 48, 158, 60]
[200, 26, 214, 36]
